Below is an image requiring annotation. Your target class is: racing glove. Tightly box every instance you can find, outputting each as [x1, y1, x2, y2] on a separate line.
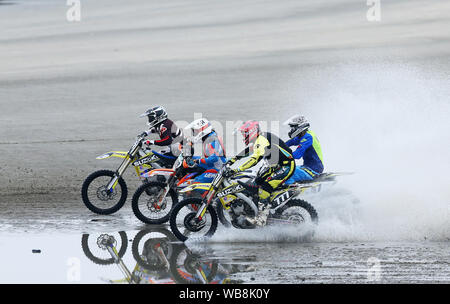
[183, 158, 198, 168]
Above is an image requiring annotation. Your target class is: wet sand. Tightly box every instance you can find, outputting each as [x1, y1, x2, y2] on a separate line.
[1, 0, 450, 195]
[1, 226, 448, 284]
[0, 193, 448, 284]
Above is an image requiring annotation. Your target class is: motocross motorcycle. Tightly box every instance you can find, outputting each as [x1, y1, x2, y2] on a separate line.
[215, 170, 353, 228]
[132, 227, 217, 284]
[169, 163, 319, 242]
[131, 227, 177, 273]
[81, 130, 177, 215]
[82, 228, 177, 284]
[131, 149, 217, 225]
[81, 231, 139, 283]
[82, 228, 254, 284]
[169, 243, 220, 284]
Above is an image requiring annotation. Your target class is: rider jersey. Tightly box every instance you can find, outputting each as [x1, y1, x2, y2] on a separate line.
[285, 130, 324, 173]
[234, 132, 294, 171]
[151, 119, 183, 147]
[192, 131, 227, 170]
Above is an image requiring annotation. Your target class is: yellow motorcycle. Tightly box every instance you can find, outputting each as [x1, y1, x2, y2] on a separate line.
[169, 164, 320, 242]
[81, 227, 220, 284]
[81, 131, 177, 215]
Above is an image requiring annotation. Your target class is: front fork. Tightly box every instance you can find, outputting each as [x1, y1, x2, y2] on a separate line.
[194, 189, 216, 221]
[154, 175, 176, 207]
[106, 157, 133, 192]
[193, 172, 224, 221]
[106, 245, 135, 283]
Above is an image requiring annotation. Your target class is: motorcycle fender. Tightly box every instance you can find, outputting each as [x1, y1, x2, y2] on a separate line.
[132, 153, 161, 166]
[179, 183, 211, 193]
[141, 168, 175, 178]
[96, 151, 128, 160]
[271, 189, 296, 211]
[296, 182, 321, 194]
[217, 183, 244, 198]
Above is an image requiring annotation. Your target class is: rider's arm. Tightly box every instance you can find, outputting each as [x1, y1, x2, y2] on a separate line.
[291, 133, 313, 159]
[238, 136, 269, 171]
[229, 146, 251, 164]
[196, 139, 226, 168]
[153, 121, 173, 146]
[285, 136, 300, 147]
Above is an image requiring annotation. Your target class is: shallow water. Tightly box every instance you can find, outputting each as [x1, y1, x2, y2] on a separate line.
[1, 227, 448, 284]
[0, 194, 448, 284]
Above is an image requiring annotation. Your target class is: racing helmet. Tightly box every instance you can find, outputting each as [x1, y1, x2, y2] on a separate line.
[237, 120, 260, 146]
[140, 106, 168, 129]
[185, 118, 213, 143]
[283, 115, 310, 138]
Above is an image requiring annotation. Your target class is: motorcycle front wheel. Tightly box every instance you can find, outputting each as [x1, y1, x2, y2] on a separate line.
[81, 170, 128, 215]
[131, 182, 178, 224]
[169, 245, 218, 284]
[169, 198, 218, 242]
[131, 227, 177, 271]
[81, 231, 128, 265]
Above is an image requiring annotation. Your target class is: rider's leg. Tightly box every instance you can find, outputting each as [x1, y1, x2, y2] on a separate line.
[260, 161, 296, 196]
[159, 147, 175, 158]
[169, 143, 182, 157]
[284, 166, 317, 185]
[193, 169, 217, 183]
[248, 162, 295, 226]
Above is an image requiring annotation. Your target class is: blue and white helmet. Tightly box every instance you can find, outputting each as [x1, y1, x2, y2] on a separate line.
[140, 106, 168, 128]
[185, 118, 213, 143]
[284, 115, 310, 138]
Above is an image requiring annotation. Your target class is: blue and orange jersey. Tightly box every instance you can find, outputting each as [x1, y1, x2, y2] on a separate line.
[192, 131, 227, 170]
[285, 130, 324, 173]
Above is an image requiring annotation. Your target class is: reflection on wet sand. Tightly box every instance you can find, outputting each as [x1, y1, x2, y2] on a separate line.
[81, 226, 255, 284]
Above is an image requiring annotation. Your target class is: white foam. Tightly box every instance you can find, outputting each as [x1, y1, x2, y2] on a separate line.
[207, 62, 450, 243]
[283, 62, 450, 242]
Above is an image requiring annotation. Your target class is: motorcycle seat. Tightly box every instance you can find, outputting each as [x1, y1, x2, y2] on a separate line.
[151, 150, 177, 160]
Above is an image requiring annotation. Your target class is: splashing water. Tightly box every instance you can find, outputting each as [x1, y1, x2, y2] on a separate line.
[287, 61, 450, 242]
[209, 61, 450, 243]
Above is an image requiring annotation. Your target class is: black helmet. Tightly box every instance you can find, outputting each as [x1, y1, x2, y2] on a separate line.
[140, 106, 168, 128]
[284, 115, 310, 138]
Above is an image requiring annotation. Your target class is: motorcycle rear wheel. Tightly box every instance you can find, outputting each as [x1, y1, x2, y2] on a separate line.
[273, 199, 319, 240]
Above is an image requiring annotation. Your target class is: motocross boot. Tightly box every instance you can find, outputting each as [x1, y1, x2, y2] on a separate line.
[245, 198, 270, 227]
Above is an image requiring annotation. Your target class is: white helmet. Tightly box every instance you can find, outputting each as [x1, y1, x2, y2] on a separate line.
[185, 118, 213, 143]
[283, 115, 310, 138]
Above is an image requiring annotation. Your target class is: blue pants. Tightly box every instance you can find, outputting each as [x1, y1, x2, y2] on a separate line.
[193, 170, 217, 183]
[285, 166, 318, 185]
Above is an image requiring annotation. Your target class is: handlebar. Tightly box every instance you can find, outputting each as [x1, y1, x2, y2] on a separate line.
[137, 130, 149, 139]
[222, 166, 236, 178]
